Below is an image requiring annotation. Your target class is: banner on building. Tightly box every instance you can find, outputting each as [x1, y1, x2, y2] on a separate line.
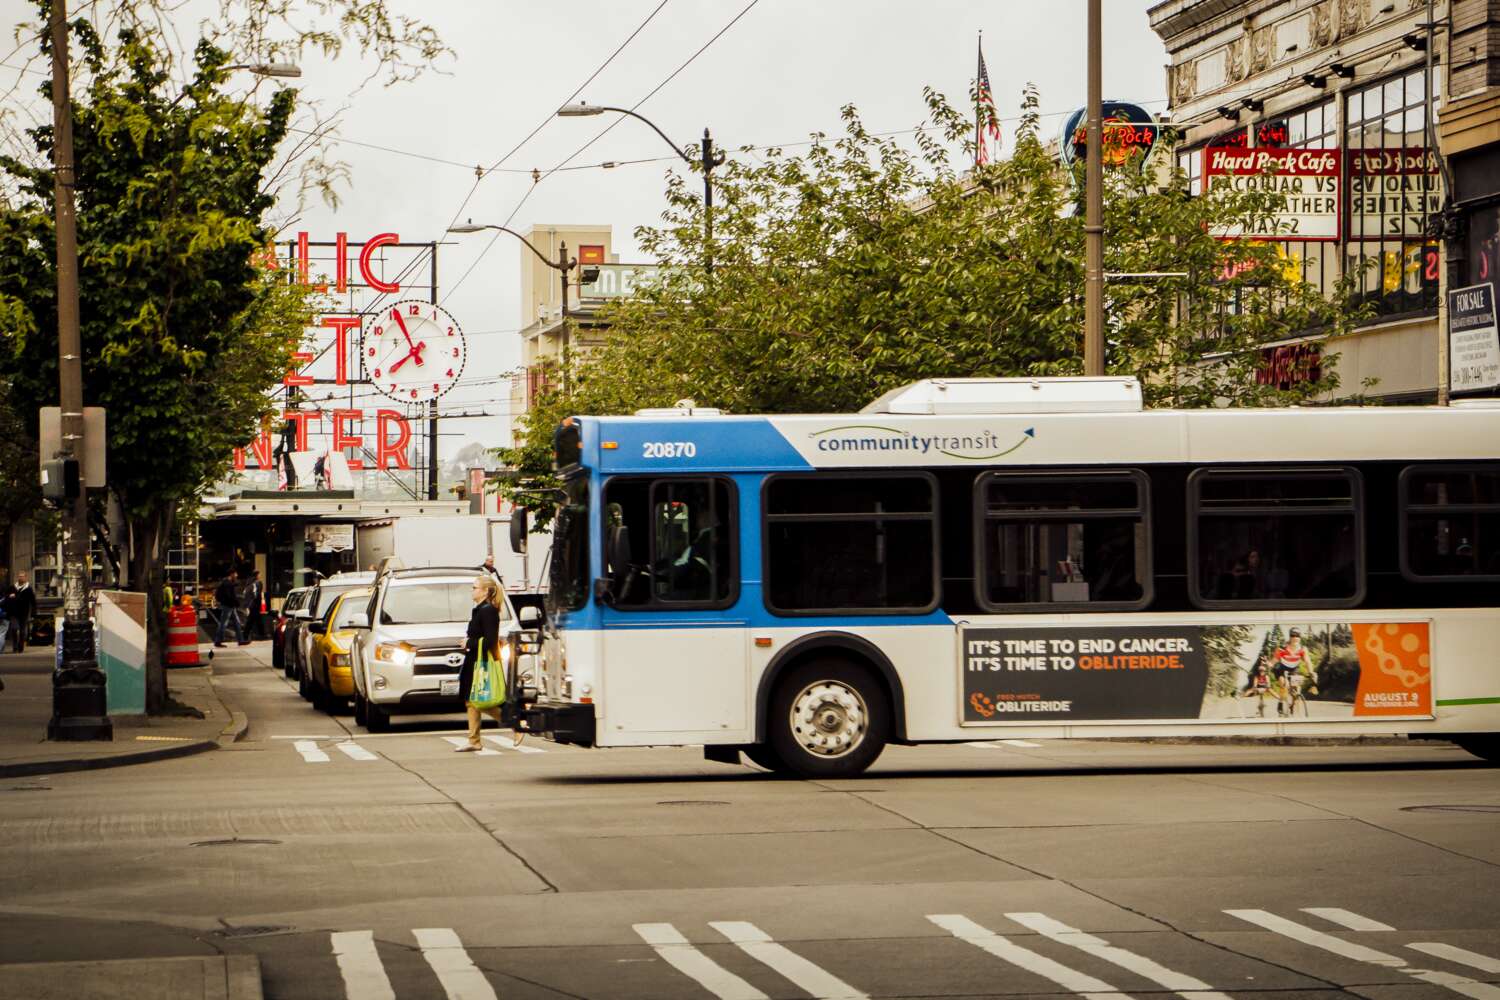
[1205, 147, 1341, 241]
[1448, 282, 1500, 394]
[959, 621, 1432, 724]
[305, 523, 355, 553]
[1347, 147, 1441, 241]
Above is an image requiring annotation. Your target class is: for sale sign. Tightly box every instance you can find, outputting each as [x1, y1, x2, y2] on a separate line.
[1205, 147, 1341, 242]
[1449, 282, 1500, 394]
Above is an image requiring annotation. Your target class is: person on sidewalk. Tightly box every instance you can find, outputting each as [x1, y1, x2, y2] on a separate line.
[453, 574, 522, 752]
[6, 573, 36, 653]
[243, 571, 265, 641]
[213, 570, 247, 647]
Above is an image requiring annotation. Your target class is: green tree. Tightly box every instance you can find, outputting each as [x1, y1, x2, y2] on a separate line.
[0, 25, 315, 709]
[502, 86, 1371, 519]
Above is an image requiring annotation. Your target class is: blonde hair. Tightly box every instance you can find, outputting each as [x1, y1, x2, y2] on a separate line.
[474, 574, 504, 610]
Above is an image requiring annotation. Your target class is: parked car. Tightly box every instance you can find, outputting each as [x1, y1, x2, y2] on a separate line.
[293, 571, 376, 698]
[273, 587, 310, 672]
[303, 588, 372, 712]
[350, 566, 523, 732]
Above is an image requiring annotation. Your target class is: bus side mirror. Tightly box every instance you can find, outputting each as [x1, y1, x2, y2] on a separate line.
[510, 509, 528, 554]
[519, 606, 540, 627]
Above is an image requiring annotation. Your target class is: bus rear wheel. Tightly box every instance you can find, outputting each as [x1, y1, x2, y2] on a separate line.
[768, 660, 889, 778]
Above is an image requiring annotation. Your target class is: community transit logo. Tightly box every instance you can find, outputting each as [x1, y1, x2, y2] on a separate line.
[807, 424, 1035, 461]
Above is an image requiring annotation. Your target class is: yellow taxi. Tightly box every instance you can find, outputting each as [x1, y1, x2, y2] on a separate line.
[304, 588, 372, 713]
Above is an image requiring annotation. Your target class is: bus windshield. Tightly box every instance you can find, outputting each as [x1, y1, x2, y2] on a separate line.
[548, 472, 590, 613]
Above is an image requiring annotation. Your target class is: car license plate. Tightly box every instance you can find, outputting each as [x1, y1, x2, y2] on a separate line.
[439, 679, 459, 697]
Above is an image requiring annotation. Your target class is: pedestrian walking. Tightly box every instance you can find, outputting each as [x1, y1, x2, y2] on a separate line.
[243, 571, 266, 641]
[0, 585, 11, 655]
[5, 573, 36, 652]
[454, 574, 522, 751]
[213, 570, 247, 647]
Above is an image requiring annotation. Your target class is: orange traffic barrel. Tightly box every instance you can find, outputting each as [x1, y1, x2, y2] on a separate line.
[166, 605, 202, 667]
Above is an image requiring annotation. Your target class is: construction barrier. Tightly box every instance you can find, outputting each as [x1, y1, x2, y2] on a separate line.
[166, 602, 203, 667]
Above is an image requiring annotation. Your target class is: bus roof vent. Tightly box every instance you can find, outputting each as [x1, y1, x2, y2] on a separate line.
[861, 377, 1143, 415]
[634, 398, 722, 417]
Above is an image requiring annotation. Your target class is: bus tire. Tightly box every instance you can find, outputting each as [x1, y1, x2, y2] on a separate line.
[768, 659, 889, 778]
[1455, 737, 1499, 764]
[742, 743, 786, 773]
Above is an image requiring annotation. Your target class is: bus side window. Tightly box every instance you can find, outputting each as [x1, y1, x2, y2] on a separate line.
[1399, 464, 1500, 581]
[601, 477, 737, 609]
[1189, 467, 1364, 608]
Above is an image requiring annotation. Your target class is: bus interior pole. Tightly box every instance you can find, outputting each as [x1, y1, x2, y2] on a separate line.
[428, 242, 438, 501]
[1084, 0, 1106, 377]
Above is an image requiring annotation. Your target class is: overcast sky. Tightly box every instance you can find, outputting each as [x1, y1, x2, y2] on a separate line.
[0, 1, 1169, 460]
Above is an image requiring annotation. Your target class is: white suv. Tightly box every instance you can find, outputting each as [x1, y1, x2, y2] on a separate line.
[350, 567, 521, 732]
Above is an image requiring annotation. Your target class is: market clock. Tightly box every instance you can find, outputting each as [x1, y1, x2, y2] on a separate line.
[364, 300, 468, 403]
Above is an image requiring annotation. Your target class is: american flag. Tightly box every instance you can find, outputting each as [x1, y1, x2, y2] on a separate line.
[976, 43, 1001, 165]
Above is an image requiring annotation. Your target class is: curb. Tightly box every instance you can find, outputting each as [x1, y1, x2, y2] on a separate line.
[0, 954, 263, 1000]
[0, 667, 248, 779]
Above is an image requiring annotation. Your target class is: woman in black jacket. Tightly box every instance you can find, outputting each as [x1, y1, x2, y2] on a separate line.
[455, 575, 520, 750]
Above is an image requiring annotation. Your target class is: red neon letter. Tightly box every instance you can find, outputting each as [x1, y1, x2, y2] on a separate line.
[332, 409, 365, 469]
[233, 430, 274, 470]
[375, 409, 412, 469]
[335, 231, 349, 292]
[359, 233, 401, 293]
[283, 350, 314, 387]
[321, 316, 361, 385]
[283, 409, 322, 452]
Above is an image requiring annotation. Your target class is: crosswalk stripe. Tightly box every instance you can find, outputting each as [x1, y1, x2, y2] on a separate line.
[330, 930, 395, 1000]
[1005, 912, 1230, 1000]
[335, 741, 379, 761]
[634, 923, 768, 1000]
[293, 740, 329, 763]
[999, 738, 1043, 747]
[927, 914, 1127, 1000]
[1226, 910, 1500, 1000]
[441, 736, 501, 756]
[1300, 907, 1395, 931]
[482, 734, 546, 754]
[1408, 943, 1500, 975]
[413, 927, 498, 1000]
[709, 921, 866, 999]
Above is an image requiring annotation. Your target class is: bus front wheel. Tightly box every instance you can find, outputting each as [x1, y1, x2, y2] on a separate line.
[768, 659, 889, 778]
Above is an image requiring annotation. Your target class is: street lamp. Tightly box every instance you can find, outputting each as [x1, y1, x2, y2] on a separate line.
[556, 103, 724, 273]
[224, 62, 302, 78]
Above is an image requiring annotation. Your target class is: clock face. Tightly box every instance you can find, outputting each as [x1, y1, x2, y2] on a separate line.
[364, 300, 468, 403]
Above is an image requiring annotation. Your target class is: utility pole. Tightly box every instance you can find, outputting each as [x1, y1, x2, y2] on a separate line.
[558, 240, 571, 394]
[702, 128, 719, 277]
[1084, 0, 1106, 376]
[427, 243, 439, 500]
[47, 0, 110, 741]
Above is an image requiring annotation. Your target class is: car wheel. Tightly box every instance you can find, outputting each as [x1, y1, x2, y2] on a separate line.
[283, 651, 296, 679]
[366, 700, 390, 733]
[271, 641, 283, 670]
[353, 692, 367, 727]
[767, 659, 890, 779]
[297, 669, 311, 700]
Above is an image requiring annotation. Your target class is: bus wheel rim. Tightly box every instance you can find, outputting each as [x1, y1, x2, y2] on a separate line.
[790, 680, 868, 758]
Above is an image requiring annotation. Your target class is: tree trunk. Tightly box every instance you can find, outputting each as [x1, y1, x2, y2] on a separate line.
[127, 500, 175, 714]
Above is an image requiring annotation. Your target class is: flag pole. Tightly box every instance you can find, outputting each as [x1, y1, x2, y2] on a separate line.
[975, 31, 982, 167]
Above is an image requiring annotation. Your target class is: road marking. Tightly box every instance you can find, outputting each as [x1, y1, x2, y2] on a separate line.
[330, 930, 395, 1000]
[483, 734, 546, 754]
[1226, 910, 1500, 1000]
[441, 736, 501, 756]
[293, 740, 329, 763]
[335, 741, 379, 761]
[634, 923, 768, 1000]
[413, 927, 498, 1000]
[1005, 912, 1230, 1000]
[1300, 907, 1395, 932]
[927, 914, 1127, 1000]
[1409, 943, 1500, 974]
[709, 921, 866, 999]
[272, 734, 337, 740]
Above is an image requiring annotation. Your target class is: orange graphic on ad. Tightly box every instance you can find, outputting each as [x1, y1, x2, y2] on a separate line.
[1351, 622, 1431, 717]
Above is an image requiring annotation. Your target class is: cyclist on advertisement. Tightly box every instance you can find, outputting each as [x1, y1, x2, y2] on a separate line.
[1269, 628, 1316, 717]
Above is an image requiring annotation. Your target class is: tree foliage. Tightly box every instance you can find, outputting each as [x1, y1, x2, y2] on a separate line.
[501, 86, 1372, 520]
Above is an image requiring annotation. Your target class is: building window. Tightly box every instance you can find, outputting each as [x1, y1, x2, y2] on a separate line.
[973, 470, 1151, 611]
[1266, 100, 1337, 296]
[1189, 467, 1364, 608]
[1400, 465, 1500, 580]
[602, 477, 737, 608]
[763, 473, 938, 614]
[1344, 67, 1441, 317]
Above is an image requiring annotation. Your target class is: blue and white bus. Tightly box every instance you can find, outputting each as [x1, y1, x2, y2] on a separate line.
[516, 377, 1500, 777]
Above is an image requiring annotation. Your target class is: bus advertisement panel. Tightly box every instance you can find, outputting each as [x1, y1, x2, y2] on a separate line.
[961, 621, 1432, 724]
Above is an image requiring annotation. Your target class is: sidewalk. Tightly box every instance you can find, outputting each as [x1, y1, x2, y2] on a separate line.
[0, 647, 251, 778]
[0, 955, 261, 1000]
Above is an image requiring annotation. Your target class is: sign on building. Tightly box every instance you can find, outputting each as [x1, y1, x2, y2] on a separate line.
[1347, 147, 1441, 241]
[578, 263, 659, 300]
[1059, 101, 1161, 172]
[1448, 282, 1500, 395]
[1205, 147, 1341, 241]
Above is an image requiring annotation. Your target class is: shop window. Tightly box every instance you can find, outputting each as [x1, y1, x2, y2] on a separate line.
[974, 470, 1151, 611]
[1190, 467, 1364, 607]
[1400, 465, 1500, 580]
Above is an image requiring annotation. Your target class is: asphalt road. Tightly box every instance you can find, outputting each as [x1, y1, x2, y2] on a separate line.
[2, 644, 1497, 1000]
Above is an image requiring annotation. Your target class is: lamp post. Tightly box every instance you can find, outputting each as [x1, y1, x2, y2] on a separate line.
[223, 62, 302, 78]
[557, 104, 724, 274]
[449, 222, 578, 387]
[1084, 0, 1105, 377]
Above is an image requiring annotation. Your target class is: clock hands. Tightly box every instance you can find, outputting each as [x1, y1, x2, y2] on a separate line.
[389, 307, 425, 370]
[389, 340, 425, 372]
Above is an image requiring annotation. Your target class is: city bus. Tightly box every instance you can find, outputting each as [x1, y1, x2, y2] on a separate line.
[515, 377, 1500, 777]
